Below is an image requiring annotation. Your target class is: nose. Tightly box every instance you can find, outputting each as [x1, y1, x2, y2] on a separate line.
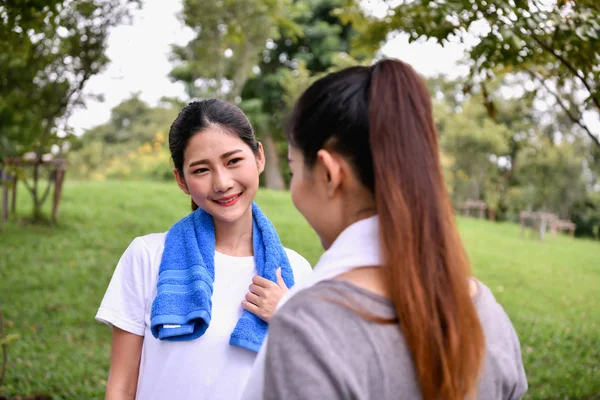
[212, 168, 234, 193]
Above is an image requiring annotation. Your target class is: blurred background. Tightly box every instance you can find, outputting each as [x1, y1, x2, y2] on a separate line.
[0, 0, 599, 399]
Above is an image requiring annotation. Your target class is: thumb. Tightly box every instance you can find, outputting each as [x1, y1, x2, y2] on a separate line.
[276, 267, 288, 289]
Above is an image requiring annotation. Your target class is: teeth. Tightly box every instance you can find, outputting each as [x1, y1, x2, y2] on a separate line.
[216, 194, 240, 204]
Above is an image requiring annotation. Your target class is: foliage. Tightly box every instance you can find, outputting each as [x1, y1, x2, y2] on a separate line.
[515, 139, 587, 218]
[0, 0, 140, 221]
[0, 0, 141, 158]
[68, 95, 178, 181]
[239, 0, 371, 187]
[0, 181, 599, 398]
[435, 98, 511, 205]
[169, 0, 300, 102]
[342, 0, 600, 147]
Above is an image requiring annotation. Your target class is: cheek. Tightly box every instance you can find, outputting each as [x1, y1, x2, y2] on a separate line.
[290, 177, 313, 219]
[242, 164, 261, 188]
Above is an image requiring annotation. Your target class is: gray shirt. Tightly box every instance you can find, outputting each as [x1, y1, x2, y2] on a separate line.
[264, 279, 527, 400]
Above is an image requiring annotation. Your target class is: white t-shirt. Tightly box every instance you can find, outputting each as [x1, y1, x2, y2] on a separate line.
[96, 232, 312, 400]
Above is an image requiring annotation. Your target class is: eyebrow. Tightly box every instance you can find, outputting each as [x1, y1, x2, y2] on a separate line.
[188, 149, 243, 168]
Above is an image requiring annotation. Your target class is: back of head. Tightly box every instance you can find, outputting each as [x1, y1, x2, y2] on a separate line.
[287, 59, 485, 400]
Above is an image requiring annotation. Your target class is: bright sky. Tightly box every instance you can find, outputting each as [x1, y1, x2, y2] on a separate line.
[68, 0, 599, 138]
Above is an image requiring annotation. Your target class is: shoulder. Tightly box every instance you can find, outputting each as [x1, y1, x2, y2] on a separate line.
[274, 280, 388, 334]
[126, 232, 166, 261]
[116, 232, 167, 277]
[472, 280, 517, 333]
[473, 280, 528, 397]
[135, 232, 167, 252]
[283, 247, 313, 282]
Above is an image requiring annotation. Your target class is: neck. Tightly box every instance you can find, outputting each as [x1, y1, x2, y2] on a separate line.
[336, 191, 377, 244]
[213, 206, 254, 256]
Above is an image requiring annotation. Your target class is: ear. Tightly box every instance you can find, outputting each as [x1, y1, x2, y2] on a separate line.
[255, 142, 266, 174]
[316, 149, 343, 197]
[174, 168, 190, 194]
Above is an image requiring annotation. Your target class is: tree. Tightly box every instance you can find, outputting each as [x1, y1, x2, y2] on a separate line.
[169, 0, 300, 102]
[0, 0, 140, 220]
[241, 0, 371, 188]
[343, 0, 600, 147]
[69, 94, 178, 181]
[435, 98, 511, 208]
[169, 0, 305, 189]
[515, 139, 587, 218]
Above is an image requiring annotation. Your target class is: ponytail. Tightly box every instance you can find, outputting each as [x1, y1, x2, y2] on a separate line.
[369, 60, 485, 400]
[287, 58, 485, 400]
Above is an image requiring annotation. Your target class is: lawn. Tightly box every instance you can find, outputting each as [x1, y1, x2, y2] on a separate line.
[0, 180, 599, 399]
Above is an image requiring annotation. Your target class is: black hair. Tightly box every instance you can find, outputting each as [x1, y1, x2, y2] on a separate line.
[286, 66, 374, 191]
[169, 99, 259, 175]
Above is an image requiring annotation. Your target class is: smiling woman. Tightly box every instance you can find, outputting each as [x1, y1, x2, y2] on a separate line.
[94, 99, 313, 400]
[174, 126, 264, 227]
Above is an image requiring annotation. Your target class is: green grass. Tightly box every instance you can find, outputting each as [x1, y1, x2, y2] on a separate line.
[1, 181, 599, 399]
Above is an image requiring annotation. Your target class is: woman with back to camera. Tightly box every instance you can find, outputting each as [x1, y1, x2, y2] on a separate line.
[242, 58, 527, 400]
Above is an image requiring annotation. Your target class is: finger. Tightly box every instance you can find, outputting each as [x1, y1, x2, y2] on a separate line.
[242, 301, 269, 322]
[252, 275, 275, 288]
[276, 267, 288, 290]
[245, 292, 261, 306]
[249, 284, 266, 297]
[242, 301, 261, 317]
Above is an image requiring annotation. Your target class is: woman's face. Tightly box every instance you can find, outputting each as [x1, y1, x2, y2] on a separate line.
[288, 145, 339, 249]
[175, 126, 264, 223]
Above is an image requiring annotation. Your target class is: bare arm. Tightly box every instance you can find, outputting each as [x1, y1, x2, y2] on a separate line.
[105, 326, 143, 400]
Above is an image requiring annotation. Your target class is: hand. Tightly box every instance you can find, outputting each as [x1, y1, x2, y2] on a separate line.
[242, 268, 289, 322]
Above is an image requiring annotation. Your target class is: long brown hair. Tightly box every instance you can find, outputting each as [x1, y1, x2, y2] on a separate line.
[287, 58, 485, 399]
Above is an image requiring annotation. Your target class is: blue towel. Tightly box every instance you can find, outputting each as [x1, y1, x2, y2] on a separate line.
[150, 202, 294, 352]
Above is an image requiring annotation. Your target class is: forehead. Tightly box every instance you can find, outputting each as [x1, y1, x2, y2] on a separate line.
[287, 145, 304, 161]
[185, 126, 250, 158]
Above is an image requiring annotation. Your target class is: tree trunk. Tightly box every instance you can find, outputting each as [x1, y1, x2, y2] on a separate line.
[262, 133, 285, 190]
[32, 162, 42, 221]
[228, 42, 254, 102]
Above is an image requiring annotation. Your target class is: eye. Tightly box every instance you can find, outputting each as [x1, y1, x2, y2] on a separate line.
[193, 168, 209, 174]
[228, 157, 243, 165]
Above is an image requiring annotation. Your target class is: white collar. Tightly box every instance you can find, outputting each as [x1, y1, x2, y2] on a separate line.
[277, 215, 381, 311]
[240, 215, 383, 400]
[314, 215, 381, 274]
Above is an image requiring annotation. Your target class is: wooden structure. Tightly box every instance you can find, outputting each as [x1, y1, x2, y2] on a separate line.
[1, 156, 67, 227]
[461, 200, 487, 219]
[550, 219, 576, 238]
[519, 211, 576, 241]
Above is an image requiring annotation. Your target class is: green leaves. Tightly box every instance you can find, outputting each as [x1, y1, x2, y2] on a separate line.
[170, 0, 300, 101]
[0, 0, 140, 158]
[347, 0, 600, 147]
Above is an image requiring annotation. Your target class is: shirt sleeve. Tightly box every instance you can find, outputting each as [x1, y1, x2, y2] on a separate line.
[95, 237, 150, 336]
[508, 324, 528, 400]
[263, 304, 352, 400]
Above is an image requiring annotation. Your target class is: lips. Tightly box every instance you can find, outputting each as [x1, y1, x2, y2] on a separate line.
[212, 192, 243, 207]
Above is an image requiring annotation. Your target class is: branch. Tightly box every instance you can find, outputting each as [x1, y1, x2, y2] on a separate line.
[530, 34, 599, 111]
[39, 170, 53, 205]
[480, 81, 498, 121]
[526, 68, 600, 147]
[21, 176, 35, 196]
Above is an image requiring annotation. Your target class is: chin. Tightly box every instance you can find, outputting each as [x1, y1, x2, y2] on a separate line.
[318, 232, 334, 250]
[208, 201, 252, 224]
